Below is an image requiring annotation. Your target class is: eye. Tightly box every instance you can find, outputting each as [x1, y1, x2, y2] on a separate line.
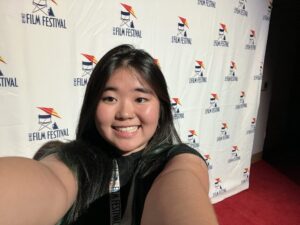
[102, 96, 117, 103]
[136, 97, 148, 103]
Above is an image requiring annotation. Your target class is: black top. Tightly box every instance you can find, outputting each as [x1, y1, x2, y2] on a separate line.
[34, 142, 205, 225]
[71, 151, 142, 225]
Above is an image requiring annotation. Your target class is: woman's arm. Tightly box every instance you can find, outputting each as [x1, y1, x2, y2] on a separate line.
[141, 153, 219, 225]
[0, 155, 77, 225]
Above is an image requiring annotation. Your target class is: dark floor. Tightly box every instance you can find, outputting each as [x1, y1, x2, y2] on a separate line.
[263, 151, 300, 186]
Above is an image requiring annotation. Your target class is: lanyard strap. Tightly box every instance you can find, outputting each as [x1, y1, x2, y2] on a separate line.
[109, 159, 122, 225]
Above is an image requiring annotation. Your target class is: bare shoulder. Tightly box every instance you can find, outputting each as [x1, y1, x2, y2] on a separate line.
[40, 154, 78, 205]
[159, 153, 209, 192]
[141, 152, 219, 225]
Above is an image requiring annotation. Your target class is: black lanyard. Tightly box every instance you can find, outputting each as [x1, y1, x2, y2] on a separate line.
[109, 159, 122, 225]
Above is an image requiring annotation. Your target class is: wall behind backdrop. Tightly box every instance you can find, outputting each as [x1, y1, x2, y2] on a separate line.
[0, 0, 272, 203]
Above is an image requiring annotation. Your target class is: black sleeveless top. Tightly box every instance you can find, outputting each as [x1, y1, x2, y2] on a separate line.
[68, 151, 140, 225]
[72, 144, 204, 225]
[35, 142, 205, 225]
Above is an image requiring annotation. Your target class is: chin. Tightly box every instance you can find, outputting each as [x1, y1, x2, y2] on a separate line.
[117, 144, 145, 155]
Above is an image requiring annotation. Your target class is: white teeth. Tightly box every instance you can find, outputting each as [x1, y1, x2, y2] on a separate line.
[115, 126, 139, 132]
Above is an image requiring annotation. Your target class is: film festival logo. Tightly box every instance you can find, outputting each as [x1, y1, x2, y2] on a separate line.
[235, 91, 247, 109]
[245, 30, 256, 50]
[234, 0, 248, 17]
[246, 117, 256, 134]
[0, 57, 18, 88]
[187, 130, 200, 149]
[73, 53, 97, 87]
[112, 3, 142, 38]
[263, 0, 273, 21]
[212, 178, 227, 197]
[205, 93, 220, 114]
[171, 16, 192, 45]
[241, 168, 250, 184]
[197, 0, 216, 8]
[213, 23, 229, 47]
[204, 154, 213, 170]
[28, 107, 69, 142]
[21, 0, 67, 29]
[189, 60, 207, 84]
[217, 122, 230, 141]
[171, 98, 184, 119]
[228, 145, 241, 163]
[225, 61, 238, 81]
[254, 62, 264, 80]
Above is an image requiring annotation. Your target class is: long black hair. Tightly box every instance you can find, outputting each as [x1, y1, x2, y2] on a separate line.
[76, 44, 181, 151]
[34, 44, 183, 224]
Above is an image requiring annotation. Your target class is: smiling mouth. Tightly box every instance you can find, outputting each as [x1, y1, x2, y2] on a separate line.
[112, 125, 141, 133]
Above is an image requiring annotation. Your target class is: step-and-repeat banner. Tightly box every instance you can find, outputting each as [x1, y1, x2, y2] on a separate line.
[0, 0, 272, 203]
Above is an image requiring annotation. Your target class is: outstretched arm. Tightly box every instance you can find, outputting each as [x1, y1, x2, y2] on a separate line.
[141, 153, 219, 225]
[0, 155, 77, 225]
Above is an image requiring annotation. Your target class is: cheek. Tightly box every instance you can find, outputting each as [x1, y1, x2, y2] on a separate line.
[95, 104, 110, 127]
[140, 102, 160, 125]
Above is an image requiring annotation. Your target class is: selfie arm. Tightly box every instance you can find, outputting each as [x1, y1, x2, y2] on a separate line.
[141, 153, 219, 225]
[0, 156, 77, 225]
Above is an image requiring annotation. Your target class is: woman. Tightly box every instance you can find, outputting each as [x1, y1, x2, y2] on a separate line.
[0, 44, 219, 225]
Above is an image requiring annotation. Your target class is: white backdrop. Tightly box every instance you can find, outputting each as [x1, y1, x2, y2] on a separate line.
[0, 0, 272, 203]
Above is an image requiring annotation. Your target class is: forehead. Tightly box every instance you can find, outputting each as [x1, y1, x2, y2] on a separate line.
[106, 67, 151, 89]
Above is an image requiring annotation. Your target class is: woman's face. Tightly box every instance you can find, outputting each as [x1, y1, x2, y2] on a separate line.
[95, 67, 160, 155]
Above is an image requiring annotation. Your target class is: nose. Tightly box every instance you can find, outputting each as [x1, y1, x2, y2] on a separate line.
[115, 100, 135, 120]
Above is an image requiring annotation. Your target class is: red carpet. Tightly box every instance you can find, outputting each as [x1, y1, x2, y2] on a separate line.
[214, 160, 300, 225]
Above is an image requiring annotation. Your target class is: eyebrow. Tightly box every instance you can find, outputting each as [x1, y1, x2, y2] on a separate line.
[103, 86, 154, 94]
[135, 87, 154, 94]
[103, 87, 117, 92]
